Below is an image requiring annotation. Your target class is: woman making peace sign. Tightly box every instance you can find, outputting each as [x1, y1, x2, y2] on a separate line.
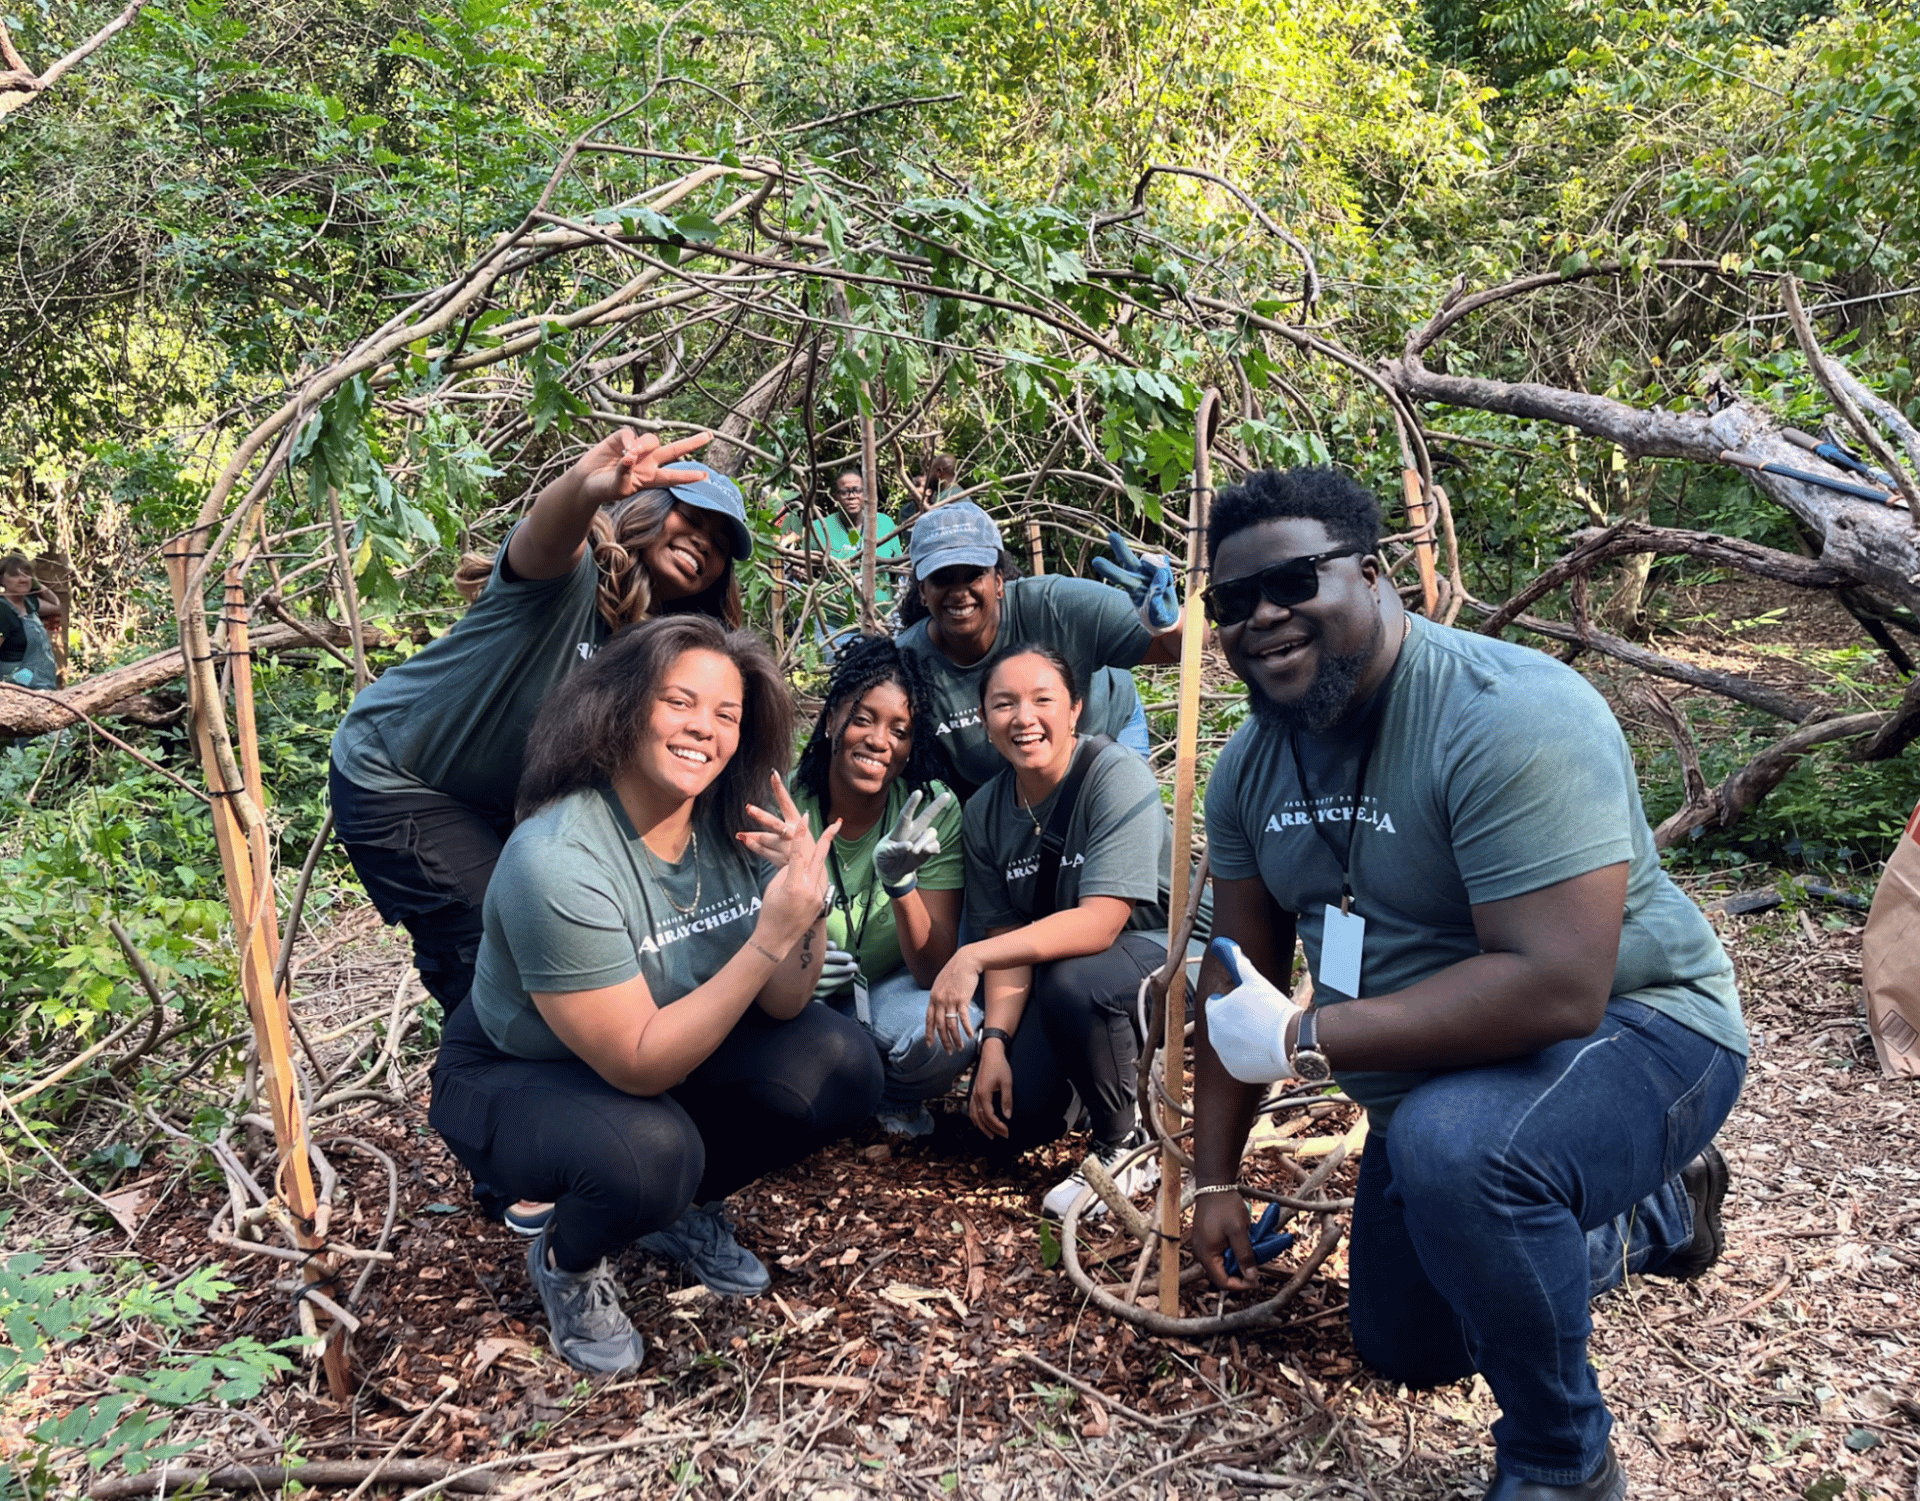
[330, 428, 750, 1017]
[428, 617, 882, 1374]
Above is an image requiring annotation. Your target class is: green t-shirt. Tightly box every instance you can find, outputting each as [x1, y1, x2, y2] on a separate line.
[329, 530, 609, 820]
[807, 512, 906, 611]
[469, 787, 770, 1061]
[897, 575, 1153, 796]
[791, 778, 963, 981]
[1205, 617, 1747, 1133]
[963, 737, 1188, 936]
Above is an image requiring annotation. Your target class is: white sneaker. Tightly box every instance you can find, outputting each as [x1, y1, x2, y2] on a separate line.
[1042, 1130, 1160, 1220]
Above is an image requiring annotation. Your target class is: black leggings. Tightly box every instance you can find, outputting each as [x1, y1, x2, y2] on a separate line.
[329, 764, 512, 1013]
[995, 931, 1164, 1152]
[429, 1001, 883, 1271]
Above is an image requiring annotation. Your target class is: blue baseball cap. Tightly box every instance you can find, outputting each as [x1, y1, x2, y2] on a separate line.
[667, 474, 753, 562]
[910, 501, 1002, 580]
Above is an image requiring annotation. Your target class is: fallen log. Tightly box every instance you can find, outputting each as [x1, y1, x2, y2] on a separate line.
[1380, 357, 1920, 616]
[88, 1459, 496, 1499]
[0, 619, 386, 738]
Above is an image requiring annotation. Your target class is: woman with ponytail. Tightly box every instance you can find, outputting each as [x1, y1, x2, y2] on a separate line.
[329, 429, 752, 1022]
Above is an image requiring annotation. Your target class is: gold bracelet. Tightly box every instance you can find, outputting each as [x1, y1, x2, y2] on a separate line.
[1192, 1183, 1243, 1197]
[749, 939, 784, 965]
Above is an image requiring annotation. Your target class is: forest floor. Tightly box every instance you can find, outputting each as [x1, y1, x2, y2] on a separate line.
[7, 579, 1919, 1500]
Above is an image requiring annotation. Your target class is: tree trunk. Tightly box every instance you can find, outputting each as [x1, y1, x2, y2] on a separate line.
[0, 619, 384, 737]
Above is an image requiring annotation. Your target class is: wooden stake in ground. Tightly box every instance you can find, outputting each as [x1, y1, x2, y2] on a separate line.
[1157, 389, 1222, 1316]
[1398, 426, 1440, 616]
[164, 534, 351, 1398]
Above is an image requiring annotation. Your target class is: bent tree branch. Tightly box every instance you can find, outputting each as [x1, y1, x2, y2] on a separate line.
[0, 0, 150, 121]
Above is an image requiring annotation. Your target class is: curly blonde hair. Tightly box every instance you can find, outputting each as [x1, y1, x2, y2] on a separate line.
[453, 490, 742, 629]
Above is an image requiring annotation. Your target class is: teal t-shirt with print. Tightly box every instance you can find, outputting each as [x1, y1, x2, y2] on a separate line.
[963, 736, 1200, 937]
[1204, 617, 1746, 1133]
[469, 787, 770, 1061]
[792, 778, 963, 981]
[329, 529, 609, 820]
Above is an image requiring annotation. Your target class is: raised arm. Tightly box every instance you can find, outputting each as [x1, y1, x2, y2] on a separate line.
[505, 429, 713, 581]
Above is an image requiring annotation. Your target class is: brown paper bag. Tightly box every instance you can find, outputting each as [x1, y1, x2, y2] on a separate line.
[1863, 798, 1920, 1077]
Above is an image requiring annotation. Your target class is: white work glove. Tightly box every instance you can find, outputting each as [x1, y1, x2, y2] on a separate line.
[872, 789, 955, 898]
[1203, 937, 1304, 1085]
[811, 941, 861, 999]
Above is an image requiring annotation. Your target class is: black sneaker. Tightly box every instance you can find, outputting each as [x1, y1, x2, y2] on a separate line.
[1483, 1441, 1625, 1500]
[1667, 1143, 1729, 1280]
[636, 1201, 771, 1297]
[525, 1228, 645, 1375]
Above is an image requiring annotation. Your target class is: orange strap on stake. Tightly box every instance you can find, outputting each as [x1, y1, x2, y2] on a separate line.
[1398, 428, 1440, 617]
[166, 536, 350, 1397]
[1158, 389, 1222, 1317]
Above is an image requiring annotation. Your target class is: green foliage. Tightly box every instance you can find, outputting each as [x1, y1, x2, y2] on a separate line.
[0, 1253, 297, 1498]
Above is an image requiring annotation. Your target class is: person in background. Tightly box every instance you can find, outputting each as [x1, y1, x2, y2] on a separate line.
[901, 453, 960, 524]
[1189, 466, 1744, 1501]
[796, 468, 907, 652]
[930, 645, 1201, 1218]
[328, 428, 739, 1018]
[1, 553, 56, 690]
[430, 616, 882, 1375]
[895, 503, 1182, 800]
[789, 636, 966, 1136]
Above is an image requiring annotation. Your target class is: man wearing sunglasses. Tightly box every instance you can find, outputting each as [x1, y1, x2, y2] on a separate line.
[1187, 467, 1747, 1501]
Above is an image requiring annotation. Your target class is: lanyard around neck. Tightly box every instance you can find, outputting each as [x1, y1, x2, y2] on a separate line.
[1287, 693, 1388, 915]
[826, 841, 877, 956]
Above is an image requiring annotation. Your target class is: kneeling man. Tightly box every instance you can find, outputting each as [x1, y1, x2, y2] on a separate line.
[1190, 467, 1747, 1501]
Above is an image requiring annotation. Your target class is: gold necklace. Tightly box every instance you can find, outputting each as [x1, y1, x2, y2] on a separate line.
[640, 827, 701, 915]
[1015, 782, 1048, 836]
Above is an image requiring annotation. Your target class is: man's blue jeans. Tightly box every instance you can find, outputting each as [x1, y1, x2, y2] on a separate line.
[1347, 999, 1746, 1485]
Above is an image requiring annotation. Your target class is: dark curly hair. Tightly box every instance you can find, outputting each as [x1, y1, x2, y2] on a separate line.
[895, 546, 1026, 628]
[517, 615, 792, 831]
[1207, 467, 1381, 567]
[792, 635, 953, 807]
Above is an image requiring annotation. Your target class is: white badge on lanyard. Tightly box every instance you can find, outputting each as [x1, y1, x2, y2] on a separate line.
[1318, 903, 1365, 997]
[852, 973, 871, 1027]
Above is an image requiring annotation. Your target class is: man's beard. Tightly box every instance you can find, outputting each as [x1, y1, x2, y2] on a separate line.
[1242, 615, 1383, 736]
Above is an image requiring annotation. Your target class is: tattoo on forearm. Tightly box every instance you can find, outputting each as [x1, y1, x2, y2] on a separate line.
[800, 927, 815, 971]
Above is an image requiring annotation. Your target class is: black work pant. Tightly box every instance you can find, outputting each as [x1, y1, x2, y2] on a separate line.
[997, 931, 1164, 1152]
[429, 1000, 883, 1271]
[329, 763, 512, 1014]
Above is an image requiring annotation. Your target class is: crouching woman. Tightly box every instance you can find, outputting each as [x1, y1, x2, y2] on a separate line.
[929, 644, 1191, 1217]
[428, 616, 883, 1374]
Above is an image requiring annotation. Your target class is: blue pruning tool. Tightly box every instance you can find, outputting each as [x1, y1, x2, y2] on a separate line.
[1222, 1201, 1295, 1277]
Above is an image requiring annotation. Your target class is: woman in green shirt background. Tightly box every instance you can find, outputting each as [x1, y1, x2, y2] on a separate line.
[790, 636, 969, 1136]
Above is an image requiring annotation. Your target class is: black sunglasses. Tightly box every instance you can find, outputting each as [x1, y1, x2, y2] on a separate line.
[1203, 546, 1361, 626]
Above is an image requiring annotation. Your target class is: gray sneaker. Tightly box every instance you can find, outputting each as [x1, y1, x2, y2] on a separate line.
[525, 1228, 645, 1375]
[636, 1201, 771, 1297]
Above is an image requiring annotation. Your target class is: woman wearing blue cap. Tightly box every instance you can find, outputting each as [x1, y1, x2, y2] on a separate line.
[895, 502, 1185, 799]
[328, 428, 752, 1023]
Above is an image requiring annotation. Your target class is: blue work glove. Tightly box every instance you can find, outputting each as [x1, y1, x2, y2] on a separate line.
[1204, 936, 1303, 1085]
[1091, 531, 1180, 632]
[1222, 1202, 1297, 1278]
[9, 668, 33, 687]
